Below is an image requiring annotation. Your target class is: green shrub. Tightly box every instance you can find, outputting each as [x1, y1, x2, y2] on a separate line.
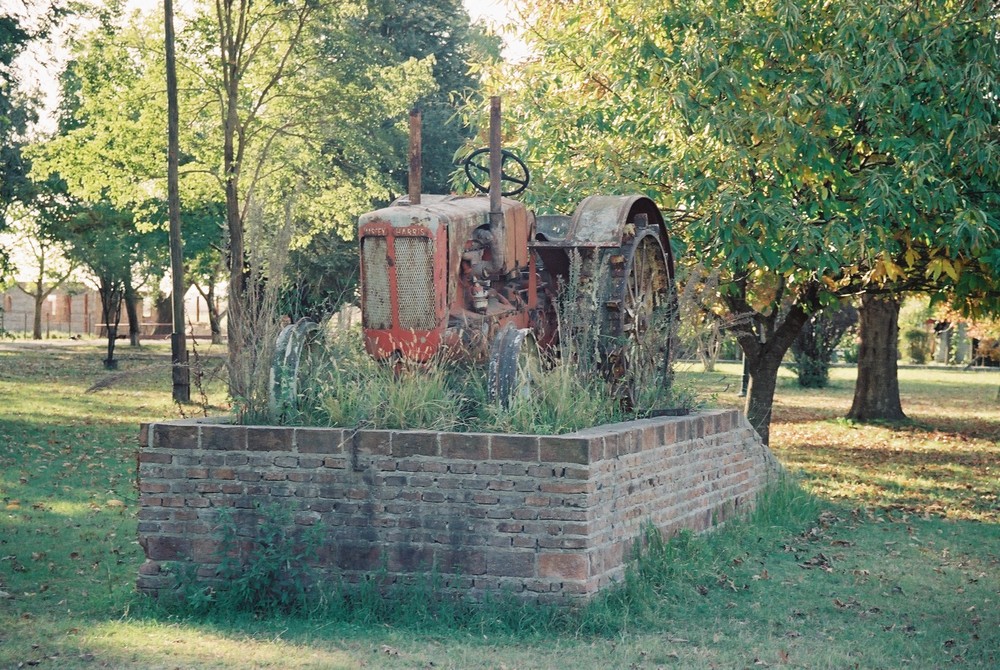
[902, 328, 930, 364]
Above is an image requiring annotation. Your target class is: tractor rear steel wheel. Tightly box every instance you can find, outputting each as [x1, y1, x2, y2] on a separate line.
[603, 228, 673, 408]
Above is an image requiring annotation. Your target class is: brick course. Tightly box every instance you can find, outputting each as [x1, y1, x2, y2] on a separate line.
[137, 410, 779, 604]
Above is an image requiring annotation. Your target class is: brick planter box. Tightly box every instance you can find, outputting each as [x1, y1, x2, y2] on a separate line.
[137, 410, 779, 604]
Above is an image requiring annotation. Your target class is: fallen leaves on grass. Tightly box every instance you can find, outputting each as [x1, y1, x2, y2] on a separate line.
[798, 554, 834, 572]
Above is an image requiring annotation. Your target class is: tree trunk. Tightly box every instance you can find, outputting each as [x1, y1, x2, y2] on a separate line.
[738, 312, 810, 445]
[223, 23, 246, 398]
[124, 277, 141, 347]
[204, 280, 223, 345]
[724, 277, 818, 446]
[155, 295, 173, 335]
[848, 293, 906, 422]
[32, 286, 44, 340]
[99, 277, 124, 370]
[165, 0, 190, 402]
[32, 253, 46, 339]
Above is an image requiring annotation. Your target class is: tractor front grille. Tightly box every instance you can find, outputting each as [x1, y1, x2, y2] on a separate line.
[361, 234, 435, 331]
[393, 236, 435, 330]
[362, 237, 391, 329]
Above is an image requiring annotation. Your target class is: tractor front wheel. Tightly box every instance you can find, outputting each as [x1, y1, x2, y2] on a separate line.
[488, 323, 542, 409]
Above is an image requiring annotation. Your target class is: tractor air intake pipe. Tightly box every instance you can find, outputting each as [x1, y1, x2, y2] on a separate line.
[488, 96, 506, 274]
[408, 107, 421, 205]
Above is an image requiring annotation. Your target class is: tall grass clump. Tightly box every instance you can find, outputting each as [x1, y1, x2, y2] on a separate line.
[262, 248, 702, 433]
[304, 328, 466, 431]
[293, 326, 619, 434]
[229, 196, 298, 424]
[483, 360, 618, 434]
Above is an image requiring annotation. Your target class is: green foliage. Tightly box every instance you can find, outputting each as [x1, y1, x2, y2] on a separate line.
[898, 296, 934, 364]
[284, 233, 360, 321]
[903, 328, 930, 364]
[171, 504, 325, 617]
[0, 6, 64, 277]
[473, 0, 1000, 439]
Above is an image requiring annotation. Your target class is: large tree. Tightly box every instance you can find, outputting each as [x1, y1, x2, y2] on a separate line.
[482, 0, 1000, 442]
[28, 1, 435, 395]
[58, 199, 165, 368]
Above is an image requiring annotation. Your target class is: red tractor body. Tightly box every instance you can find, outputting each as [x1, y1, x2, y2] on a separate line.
[271, 99, 676, 415]
[359, 194, 546, 364]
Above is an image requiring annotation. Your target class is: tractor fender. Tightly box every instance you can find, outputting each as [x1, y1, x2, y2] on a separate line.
[536, 195, 674, 279]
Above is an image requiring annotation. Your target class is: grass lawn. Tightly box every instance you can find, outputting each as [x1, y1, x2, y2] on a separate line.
[1, 342, 997, 669]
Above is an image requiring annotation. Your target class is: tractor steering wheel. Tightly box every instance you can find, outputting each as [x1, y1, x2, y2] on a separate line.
[463, 147, 530, 197]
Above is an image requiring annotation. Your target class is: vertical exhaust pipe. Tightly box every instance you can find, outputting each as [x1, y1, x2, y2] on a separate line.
[408, 107, 421, 205]
[488, 96, 506, 273]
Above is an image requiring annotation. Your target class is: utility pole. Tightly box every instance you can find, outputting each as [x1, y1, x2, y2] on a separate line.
[165, 0, 190, 402]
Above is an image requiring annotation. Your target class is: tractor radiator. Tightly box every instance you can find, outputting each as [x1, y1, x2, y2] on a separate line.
[361, 235, 435, 331]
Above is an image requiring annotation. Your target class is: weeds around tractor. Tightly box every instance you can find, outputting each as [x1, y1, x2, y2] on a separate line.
[273, 251, 700, 434]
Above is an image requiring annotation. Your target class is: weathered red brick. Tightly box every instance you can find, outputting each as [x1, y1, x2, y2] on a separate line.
[440, 432, 489, 460]
[295, 427, 346, 454]
[144, 536, 190, 561]
[510, 536, 536, 549]
[391, 430, 438, 457]
[151, 425, 198, 450]
[202, 425, 246, 451]
[138, 559, 160, 575]
[191, 538, 222, 563]
[355, 430, 391, 455]
[539, 436, 591, 465]
[486, 551, 535, 577]
[539, 553, 589, 580]
[246, 427, 292, 452]
[539, 481, 591, 495]
[491, 435, 538, 462]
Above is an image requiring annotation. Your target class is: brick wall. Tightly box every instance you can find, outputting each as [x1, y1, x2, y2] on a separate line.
[136, 410, 779, 604]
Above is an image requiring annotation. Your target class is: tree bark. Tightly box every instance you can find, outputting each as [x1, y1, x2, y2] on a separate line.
[221, 2, 246, 398]
[848, 293, 906, 422]
[726, 279, 817, 445]
[737, 309, 810, 445]
[124, 277, 141, 347]
[195, 279, 223, 345]
[165, 0, 190, 401]
[32, 285, 44, 340]
[99, 277, 124, 370]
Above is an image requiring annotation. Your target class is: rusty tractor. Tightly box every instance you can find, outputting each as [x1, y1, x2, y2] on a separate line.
[270, 98, 675, 417]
